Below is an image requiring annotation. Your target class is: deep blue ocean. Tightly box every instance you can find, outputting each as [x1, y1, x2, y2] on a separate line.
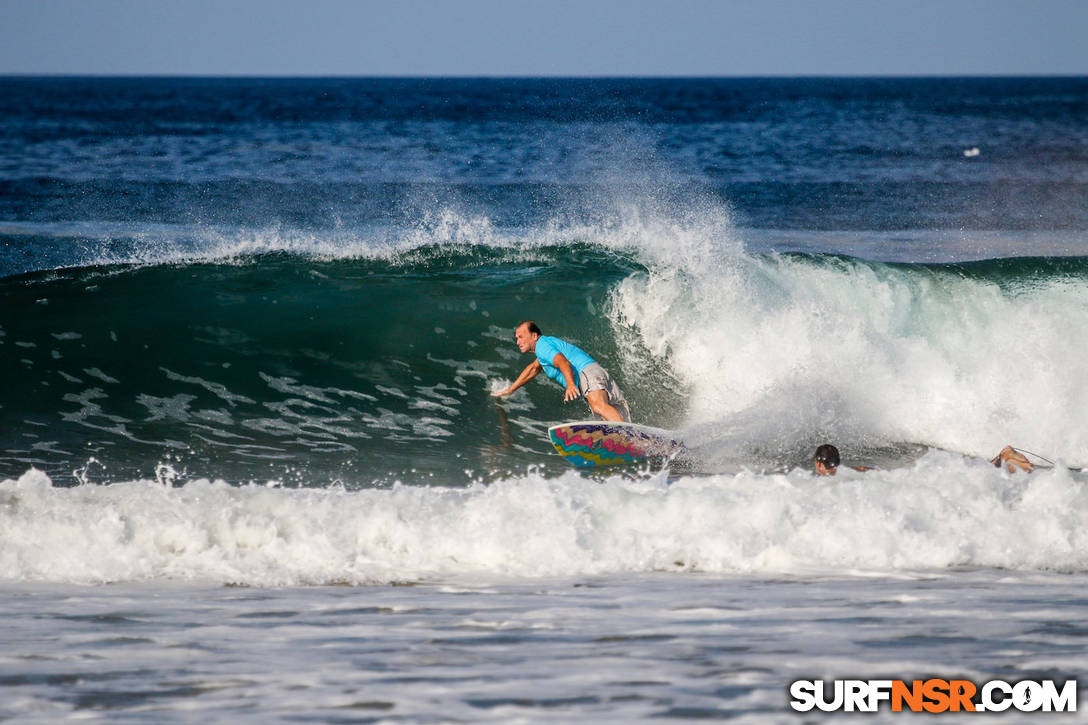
[1, 77, 1086, 721]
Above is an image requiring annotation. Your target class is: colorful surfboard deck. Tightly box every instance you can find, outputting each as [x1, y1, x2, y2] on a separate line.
[547, 421, 685, 468]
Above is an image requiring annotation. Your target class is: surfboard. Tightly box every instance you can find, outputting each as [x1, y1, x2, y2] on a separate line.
[547, 421, 685, 468]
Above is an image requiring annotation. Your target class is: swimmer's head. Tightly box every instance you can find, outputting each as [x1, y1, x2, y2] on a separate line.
[813, 444, 840, 476]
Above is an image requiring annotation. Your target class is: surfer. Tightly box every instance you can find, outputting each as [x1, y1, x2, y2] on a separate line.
[491, 321, 631, 423]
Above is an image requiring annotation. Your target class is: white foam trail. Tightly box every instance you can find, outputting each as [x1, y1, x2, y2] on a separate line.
[4, 457, 1087, 586]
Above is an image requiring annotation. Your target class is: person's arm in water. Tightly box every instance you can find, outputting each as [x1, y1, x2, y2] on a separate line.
[551, 353, 581, 402]
[991, 445, 1033, 473]
[491, 359, 543, 397]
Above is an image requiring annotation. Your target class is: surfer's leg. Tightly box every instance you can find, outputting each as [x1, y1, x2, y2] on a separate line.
[613, 398, 631, 423]
[578, 363, 631, 422]
[584, 389, 625, 422]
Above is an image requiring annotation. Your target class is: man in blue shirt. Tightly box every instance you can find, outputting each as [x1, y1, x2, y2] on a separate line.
[491, 321, 631, 422]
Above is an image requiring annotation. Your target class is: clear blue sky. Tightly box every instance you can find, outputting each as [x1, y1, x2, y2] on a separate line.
[2, 0, 1086, 77]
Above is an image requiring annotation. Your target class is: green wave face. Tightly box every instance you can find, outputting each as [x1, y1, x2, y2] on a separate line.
[0, 246, 684, 487]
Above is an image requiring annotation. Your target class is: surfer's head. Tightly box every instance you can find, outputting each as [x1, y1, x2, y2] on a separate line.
[813, 444, 840, 476]
[514, 321, 542, 353]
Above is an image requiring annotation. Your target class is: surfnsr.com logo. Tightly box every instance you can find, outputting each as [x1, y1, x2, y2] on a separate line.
[789, 679, 1077, 713]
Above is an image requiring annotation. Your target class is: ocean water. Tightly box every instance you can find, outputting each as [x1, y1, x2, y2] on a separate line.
[1, 77, 1087, 721]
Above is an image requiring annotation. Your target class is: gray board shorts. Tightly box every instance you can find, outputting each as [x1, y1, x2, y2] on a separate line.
[577, 363, 632, 423]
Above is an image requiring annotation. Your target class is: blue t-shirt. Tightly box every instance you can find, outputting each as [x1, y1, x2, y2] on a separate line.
[534, 336, 597, 387]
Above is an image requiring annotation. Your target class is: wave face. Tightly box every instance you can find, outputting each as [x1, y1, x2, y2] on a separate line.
[3, 216, 1087, 487]
[0, 235, 680, 486]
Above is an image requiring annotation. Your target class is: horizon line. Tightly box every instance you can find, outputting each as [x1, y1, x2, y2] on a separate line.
[3, 72, 1087, 80]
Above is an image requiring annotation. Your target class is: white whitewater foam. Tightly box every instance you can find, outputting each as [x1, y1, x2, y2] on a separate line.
[4, 454, 1087, 586]
[610, 248, 1088, 465]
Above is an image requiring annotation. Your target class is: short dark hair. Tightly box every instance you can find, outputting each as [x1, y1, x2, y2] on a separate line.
[518, 320, 542, 336]
[813, 444, 840, 469]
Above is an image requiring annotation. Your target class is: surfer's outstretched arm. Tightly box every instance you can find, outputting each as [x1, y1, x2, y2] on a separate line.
[492, 360, 543, 397]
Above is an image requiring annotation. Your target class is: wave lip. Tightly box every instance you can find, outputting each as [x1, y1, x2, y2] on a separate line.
[4, 455, 1087, 586]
